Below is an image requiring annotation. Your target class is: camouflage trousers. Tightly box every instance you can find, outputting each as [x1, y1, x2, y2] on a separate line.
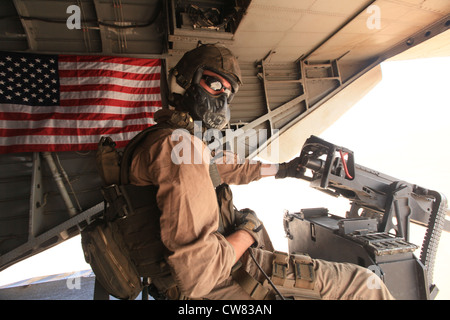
[167, 185, 395, 300]
[199, 247, 395, 300]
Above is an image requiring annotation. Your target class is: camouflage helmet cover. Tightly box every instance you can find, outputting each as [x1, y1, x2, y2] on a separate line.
[172, 44, 242, 92]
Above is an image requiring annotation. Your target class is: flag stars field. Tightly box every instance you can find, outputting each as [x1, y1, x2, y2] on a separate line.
[0, 52, 162, 154]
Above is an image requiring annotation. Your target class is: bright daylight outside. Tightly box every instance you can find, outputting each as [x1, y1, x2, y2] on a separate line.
[0, 0, 449, 302]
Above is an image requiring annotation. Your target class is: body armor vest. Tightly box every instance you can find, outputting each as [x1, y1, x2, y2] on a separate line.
[90, 110, 275, 299]
[115, 168, 232, 281]
[105, 111, 236, 291]
[115, 184, 169, 278]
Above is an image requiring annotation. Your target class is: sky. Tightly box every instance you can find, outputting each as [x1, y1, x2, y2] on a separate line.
[0, 56, 449, 298]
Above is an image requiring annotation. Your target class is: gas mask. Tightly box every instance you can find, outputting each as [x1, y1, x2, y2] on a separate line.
[180, 68, 238, 130]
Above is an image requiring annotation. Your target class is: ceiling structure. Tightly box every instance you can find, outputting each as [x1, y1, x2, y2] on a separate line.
[0, 0, 449, 273]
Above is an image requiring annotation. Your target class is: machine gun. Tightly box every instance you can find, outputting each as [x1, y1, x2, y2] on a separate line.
[283, 135, 448, 300]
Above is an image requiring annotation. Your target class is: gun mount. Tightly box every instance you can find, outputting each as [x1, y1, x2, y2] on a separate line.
[284, 135, 448, 300]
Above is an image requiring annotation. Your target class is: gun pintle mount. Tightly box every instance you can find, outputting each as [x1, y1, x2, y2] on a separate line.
[285, 135, 448, 300]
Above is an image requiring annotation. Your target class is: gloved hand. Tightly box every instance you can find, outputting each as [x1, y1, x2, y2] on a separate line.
[275, 157, 303, 179]
[235, 208, 263, 248]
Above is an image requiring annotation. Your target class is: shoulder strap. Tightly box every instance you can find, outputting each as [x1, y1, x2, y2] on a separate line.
[120, 121, 222, 188]
[120, 123, 167, 185]
[209, 163, 221, 188]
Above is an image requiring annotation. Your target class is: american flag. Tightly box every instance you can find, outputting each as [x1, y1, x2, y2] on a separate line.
[0, 51, 162, 154]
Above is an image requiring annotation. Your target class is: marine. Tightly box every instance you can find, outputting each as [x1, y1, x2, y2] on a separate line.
[118, 43, 395, 300]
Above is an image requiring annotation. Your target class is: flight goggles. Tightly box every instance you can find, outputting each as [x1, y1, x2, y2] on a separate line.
[193, 68, 239, 101]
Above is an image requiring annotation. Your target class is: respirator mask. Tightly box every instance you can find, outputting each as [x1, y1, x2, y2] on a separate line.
[181, 68, 238, 130]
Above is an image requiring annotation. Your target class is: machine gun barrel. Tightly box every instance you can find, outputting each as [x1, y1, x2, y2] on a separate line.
[287, 135, 448, 299]
[297, 135, 445, 238]
[301, 157, 325, 173]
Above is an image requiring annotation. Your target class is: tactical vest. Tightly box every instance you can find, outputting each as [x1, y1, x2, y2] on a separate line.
[93, 112, 238, 295]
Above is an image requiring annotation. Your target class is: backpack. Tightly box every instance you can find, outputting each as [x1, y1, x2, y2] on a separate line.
[81, 124, 164, 300]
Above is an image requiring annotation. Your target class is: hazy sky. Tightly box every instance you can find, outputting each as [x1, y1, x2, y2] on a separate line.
[232, 57, 447, 230]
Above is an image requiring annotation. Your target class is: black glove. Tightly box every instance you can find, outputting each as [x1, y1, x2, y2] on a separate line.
[275, 157, 303, 179]
[235, 208, 263, 248]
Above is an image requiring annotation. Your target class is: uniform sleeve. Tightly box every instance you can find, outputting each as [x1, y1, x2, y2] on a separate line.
[215, 150, 265, 185]
[130, 129, 236, 298]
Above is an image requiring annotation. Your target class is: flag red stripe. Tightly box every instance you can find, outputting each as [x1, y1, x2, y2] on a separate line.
[59, 69, 160, 81]
[59, 69, 161, 81]
[0, 111, 156, 122]
[0, 140, 129, 153]
[0, 124, 151, 137]
[0, 143, 97, 153]
[59, 83, 160, 94]
[60, 98, 162, 108]
[58, 55, 161, 67]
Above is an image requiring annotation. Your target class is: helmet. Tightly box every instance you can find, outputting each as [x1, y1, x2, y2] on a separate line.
[172, 44, 242, 92]
[169, 44, 242, 130]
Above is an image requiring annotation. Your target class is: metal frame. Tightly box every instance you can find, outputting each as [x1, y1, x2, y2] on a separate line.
[227, 15, 450, 160]
[0, 150, 104, 272]
[0, 200, 102, 271]
[225, 57, 344, 159]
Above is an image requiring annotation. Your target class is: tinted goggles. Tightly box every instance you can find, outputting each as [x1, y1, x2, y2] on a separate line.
[198, 70, 233, 98]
